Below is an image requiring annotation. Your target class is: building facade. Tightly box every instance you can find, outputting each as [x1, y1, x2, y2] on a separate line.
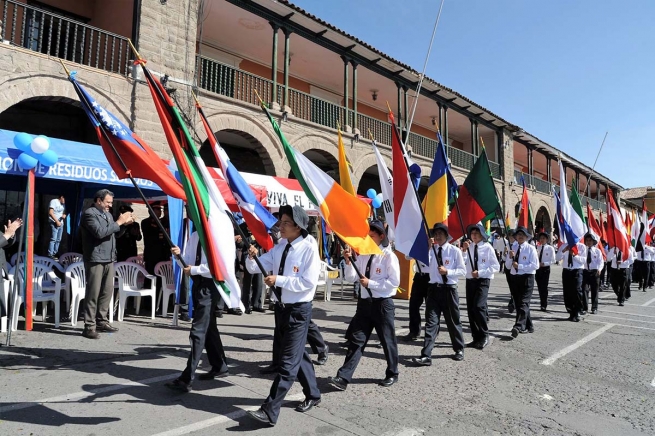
[0, 0, 623, 237]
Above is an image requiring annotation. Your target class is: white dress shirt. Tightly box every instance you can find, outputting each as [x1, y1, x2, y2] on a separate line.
[537, 244, 556, 267]
[181, 232, 212, 278]
[556, 243, 587, 270]
[345, 244, 400, 298]
[606, 247, 631, 269]
[638, 246, 655, 261]
[245, 235, 319, 304]
[629, 246, 637, 265]
[504, 241, 539, 275]
[427, 242, 466, 285]
[462, 241, 500, 279]
[584, 246, 604, 272]
[493, 237, 508, 253]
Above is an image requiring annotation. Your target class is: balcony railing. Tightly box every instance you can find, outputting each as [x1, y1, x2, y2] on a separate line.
[196, 56, 503, 177]
[515, 171, 606, 211]
[0, 0, 130, 75]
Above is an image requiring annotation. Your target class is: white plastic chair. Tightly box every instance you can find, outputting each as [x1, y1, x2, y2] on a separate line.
[114, 262, 156, 321]
[11, 262, 61, 330]
[125, 255, 145, 267]
[64, 262, 87, 327]
[317, 261, 338, 301]
[154, 261, 175, 317]
[58, 252, 83, 268]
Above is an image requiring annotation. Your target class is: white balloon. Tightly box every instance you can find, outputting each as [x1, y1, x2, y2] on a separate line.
[30, 136, 49, 154]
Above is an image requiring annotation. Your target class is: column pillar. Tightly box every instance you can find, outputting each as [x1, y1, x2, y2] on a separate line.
[341, 55, 349, 131]
[442, 105, 449, 144]
[282, 27, 292, 113]
[496, 128, 504, 175]
[474, 121, 480, 156]
[269, 22, 280, 110]
[500, 129, 515, 227]
[546, 156, 552, 184]
[437, 101, 444, 135]
[351, 60, 359, 133]
[469, 118, 476, 155]
[396, 82, 402, 129]
[402, 85, 409, 142]
[575, 171, 580, 192]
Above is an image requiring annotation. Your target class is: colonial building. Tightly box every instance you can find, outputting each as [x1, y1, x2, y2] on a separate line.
[0, 0, 622, 238]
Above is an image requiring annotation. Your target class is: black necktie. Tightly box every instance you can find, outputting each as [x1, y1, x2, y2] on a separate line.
[539, 246, 544, 263]
[473, 244, 478, 271]
[274, 243, 292, 302]
[568, 246, 573, 268]
[514, 245, 521, 263]
[195, 239, 202, 266]
[587, 249, 592, 269]
[364, 255, 375, 279]
[617, 250, 622, 268]
[437, 246, 443, 268]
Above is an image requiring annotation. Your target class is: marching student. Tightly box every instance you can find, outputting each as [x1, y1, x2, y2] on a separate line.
[493, 233, 508, 273]
[607, 246, 630, 306]
[412, 223, 466, 365]
[245, 205, 321, 426]
[461, 224, 500, 350]
[556, 237, 587, 321]
[506, 226, 539, 337]
[582, 233, 604, 314]
[504, 230, 517, 313]
[636, 242, 654, 291]
[328, 220, 400, 390]
[535, 232, 556, 311]
[402, 258, 430, 342]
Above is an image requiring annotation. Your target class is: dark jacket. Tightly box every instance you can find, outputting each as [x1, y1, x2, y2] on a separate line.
[80, 206, 122, 263]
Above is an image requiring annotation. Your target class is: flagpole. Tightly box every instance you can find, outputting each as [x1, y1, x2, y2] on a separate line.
[59, 60, 188, 270]
[585, 132, 608, 199]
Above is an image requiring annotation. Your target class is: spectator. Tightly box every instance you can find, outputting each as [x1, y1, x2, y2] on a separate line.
[47, 195, 66, 259]
[116, 205, 142, 261]
[1, 218, 22, 322]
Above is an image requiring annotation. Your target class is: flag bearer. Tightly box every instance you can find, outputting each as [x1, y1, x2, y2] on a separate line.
[412, 223, 466, 365]
[535, 232, 556, 311]
[636, 243, 654, 291]
[582, 233, 604, 314]
[461, 224, 500, 350]
[506, 226, 539, 337]
[607, 246, 630, 306]
[328, 220, 400, 391]
[557, 238, 587, 321]
[245, 205, 321, 426]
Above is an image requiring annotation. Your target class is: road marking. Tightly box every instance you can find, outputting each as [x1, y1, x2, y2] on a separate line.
[642, 297, 655, 307]
[586, 319, 655, 331]
[651, 376, 655, 388]
[541, 323, 614, 366]
[592, 315, 655, 324]
[599, 309, 655, 318]
[148, 393, 305, 436]
[0, 373, 179, 414]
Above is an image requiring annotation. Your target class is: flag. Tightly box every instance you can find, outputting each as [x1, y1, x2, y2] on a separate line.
[553, 191, 564, 249]
[586, 203, 606, 259]
[196, 102, 277, 251]
[389, 111, 429, 264]
[569, 179, 588, 232]
[67, 73, 186, 200]
[558, 159, 585, 251]
[517, 176, 530, 228]
[422, 131, 458, 227]
[372, 141, 395, 242]
[553, 188, 581, 254]
[630, 210, 640, 247]
[136, 60, 241, 309]
[337, 129, 356, 196]
[636, 199, 652, 253]
[259, 103, 380, 255]
[447, 148, 500, 241]
[505, 211, 511, 234]
[606, 188, 630, 261]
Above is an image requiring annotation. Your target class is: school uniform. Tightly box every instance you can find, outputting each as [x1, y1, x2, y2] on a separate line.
[505, 239, 539, 334]
[335, 243, 400, 384]
[583, 245, 604, 313]
[607, 248, 630, 305]
[462, 240, 500, 346]
[245, 234, 321, 425]
[535, 244, 556, 310]
[557, 242, 587, 319]
[639, 246, 655, 289]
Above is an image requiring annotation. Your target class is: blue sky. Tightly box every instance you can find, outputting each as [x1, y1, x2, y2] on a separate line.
[291, 0, 654, 189]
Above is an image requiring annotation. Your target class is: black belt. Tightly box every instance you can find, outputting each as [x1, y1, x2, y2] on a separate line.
[359, 296, 391, 302]
[415, 272, 430, 277]
[429, 283, 456, 289]
[466, 277, 490, 283]
[277, 301, 311, 308]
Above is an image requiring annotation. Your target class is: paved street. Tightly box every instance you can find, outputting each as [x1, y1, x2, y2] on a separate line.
[1, 265, 655, 436]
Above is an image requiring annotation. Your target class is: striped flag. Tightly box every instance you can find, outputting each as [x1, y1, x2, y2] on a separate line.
[422, 131, 457, 227]
[136, 60, 242, 309]
[606, 188, 630, 261]
[372, 141, 395, 242]
[558, 160, 585, 252]
[337, 129, 356, 196]
[636, 199, 651, 252]
[586, 203, 606, 259]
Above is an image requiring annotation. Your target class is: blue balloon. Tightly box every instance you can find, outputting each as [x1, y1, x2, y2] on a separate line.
[372, 197, 382, 208]
[17, 153, 38, 170]
[13, 132, 33, 152]
[40, 149, 59, 167]
[366, 188, 377, 199]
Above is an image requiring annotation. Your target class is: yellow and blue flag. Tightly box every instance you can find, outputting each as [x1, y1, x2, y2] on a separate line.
[422, 131, 458, 227]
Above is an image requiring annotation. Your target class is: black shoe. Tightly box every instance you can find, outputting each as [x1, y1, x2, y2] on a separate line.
[379, 376, 398, 387]
[254, 307, 266, 313]
[508, 305, 515, 314]
[540, 306, 547, 312]
[466, 340, 480, 348]
[572, 316, 580, 322]
[247, 408, 274, 426]
[339, 340, 351, 348]
[228, 308, 243, 316]
[453, 350, 464, 361]
[198, 368, 229, 380]
[97, 323, 119, 333]
[412, 356, 432, 366]
[527, 327, 535, 333]
[295, 398, 321, 412]
[313, 346, 329, 366]
[618, 302, 624, 306]
[165, 378, 192, 393]
[245, 308, 253, 314]
[580, 311, 587, 316]
[328, 376, 348, 391]
[477, 338, 489, 349]
[216, 311, 223, 318]
[511, 328, 519, 338]
[591, 309, 597, 314]
[259, 364, 278, 375]
[401, 333, 420, 342]
[82, 329, 99, 339]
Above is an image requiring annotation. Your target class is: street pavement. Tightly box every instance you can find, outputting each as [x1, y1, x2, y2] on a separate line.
[1, 265, 655, 436]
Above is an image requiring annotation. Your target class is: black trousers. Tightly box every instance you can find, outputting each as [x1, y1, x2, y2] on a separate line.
[626, 265, 634, 300]
[241, 269, 263, 310]
[261, 302, 320, 424]
[272, 308, 326, 365]
[465, 278, 490, 342]
[611, 268, 628, 303]
[637, 260, 651, 289]
[562, 269, 583, 317]
[505, 270, 515, 310]
[337, 297, 399, 382]
[582, 270, 599, 311]
[408, 272, 430, 337]
[650, 261, 655, 287]
[599, 263, 608, 286]
[180, 277, 227, 384]
[509, 274, 534, 331]
[421, 284, 465, 357]
[535, 266, 551, 309]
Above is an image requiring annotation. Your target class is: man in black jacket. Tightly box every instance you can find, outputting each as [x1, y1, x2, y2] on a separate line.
[80, 189, 134, 339]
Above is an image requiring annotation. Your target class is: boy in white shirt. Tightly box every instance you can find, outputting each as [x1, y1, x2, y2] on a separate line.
[535, 232, 556, 311]
[582, 233, 604, 314]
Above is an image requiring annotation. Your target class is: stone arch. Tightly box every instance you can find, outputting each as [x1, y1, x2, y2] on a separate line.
[291, 132, 339, 162]
[194, 111, 286, 176]
[352, 151, 392, 184]
[535, 205, 552, 233]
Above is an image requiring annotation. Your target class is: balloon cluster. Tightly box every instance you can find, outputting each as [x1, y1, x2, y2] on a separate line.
[366, 188, 384, 209]
[12, 132, 59, 171]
